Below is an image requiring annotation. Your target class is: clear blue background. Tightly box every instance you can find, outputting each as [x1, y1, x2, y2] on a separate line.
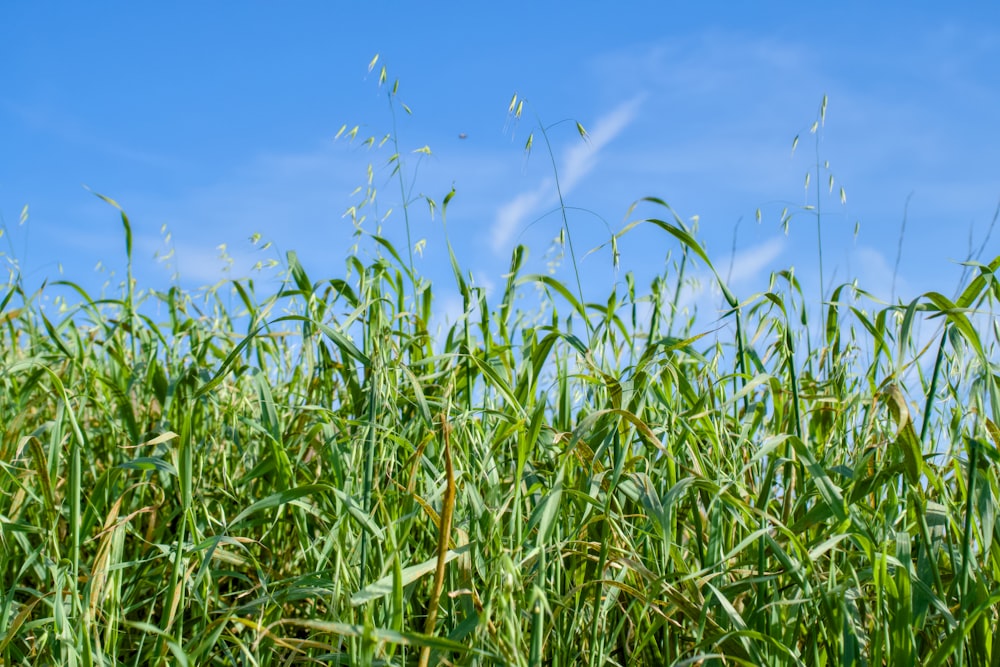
[3, 3, 998, 322]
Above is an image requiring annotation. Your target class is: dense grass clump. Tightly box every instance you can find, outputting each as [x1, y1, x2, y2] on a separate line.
[3, 201, 1000, 665]
[3, 84, 1000, 665]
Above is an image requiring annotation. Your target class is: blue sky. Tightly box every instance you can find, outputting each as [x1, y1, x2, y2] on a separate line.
[3, 3, 999, 325]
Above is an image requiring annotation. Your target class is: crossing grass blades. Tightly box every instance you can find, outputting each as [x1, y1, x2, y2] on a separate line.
[2, 71, 1000, 665]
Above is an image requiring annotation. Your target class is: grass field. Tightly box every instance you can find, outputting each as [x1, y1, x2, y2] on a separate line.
[2, 86, 1000, 665]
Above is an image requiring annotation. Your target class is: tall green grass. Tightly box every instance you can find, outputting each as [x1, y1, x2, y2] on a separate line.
[2, 74, 1000, 665]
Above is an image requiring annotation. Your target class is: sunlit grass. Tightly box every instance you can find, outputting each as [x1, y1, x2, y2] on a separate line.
[3, 198, 999, 665]
[2, 72, 1000, 665]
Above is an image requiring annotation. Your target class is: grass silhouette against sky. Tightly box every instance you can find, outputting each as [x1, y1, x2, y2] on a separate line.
[2, 2, 998, 311]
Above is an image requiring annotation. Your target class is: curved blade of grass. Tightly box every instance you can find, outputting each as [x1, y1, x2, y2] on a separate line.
[351, 545, 470, 606]
[229, 484, 384, 539]
[277, 619, 475, 654]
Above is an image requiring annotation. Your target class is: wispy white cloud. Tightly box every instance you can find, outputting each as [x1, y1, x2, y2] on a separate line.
[725, 236, 785, 287]
[491, 184, 550, 250]
[561, 95, 645, 192]
[490, 96, 644, 254]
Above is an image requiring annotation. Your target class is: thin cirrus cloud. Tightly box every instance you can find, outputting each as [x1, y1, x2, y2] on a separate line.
[724, 236, 785, 288]
[490, 95, 645, 254]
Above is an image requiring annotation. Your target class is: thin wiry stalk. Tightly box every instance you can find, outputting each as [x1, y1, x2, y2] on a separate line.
[536, 120, 587, 335]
